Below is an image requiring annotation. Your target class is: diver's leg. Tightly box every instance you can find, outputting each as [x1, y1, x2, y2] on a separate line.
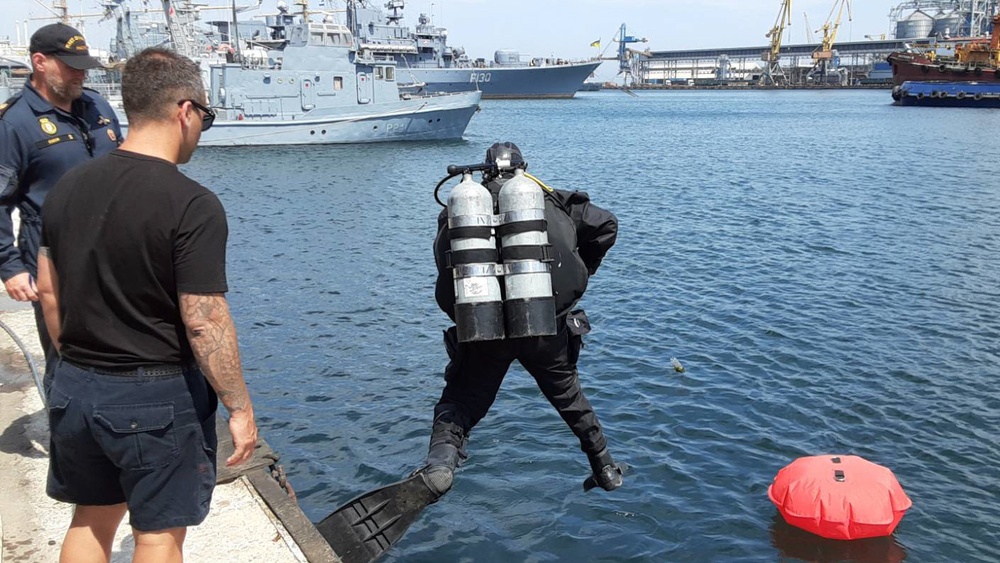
[424, 327, 514, 496]
[521, 324, 623, 492]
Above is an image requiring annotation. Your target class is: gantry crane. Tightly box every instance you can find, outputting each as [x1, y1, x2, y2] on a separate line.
[809, 0, 852, 84]
[760, 0, 792, 86]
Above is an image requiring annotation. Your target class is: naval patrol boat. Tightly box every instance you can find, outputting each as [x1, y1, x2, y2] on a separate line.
[158, 0, 481, 146]
[346, 0, 600, 99]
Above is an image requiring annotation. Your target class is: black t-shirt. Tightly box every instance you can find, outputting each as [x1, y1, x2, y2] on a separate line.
[41, 149, 229, 368]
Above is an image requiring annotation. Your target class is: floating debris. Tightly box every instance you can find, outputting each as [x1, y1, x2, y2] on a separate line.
[670, 357, 685, 373]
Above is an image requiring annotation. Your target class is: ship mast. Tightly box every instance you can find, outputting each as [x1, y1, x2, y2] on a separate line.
[161, 1, 199, 59]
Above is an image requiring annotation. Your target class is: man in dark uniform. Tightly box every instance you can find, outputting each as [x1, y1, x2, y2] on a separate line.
[423, 141, 624, 495]
[0, 23, 122, 371]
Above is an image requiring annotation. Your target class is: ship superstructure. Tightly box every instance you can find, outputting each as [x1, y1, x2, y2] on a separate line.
[345, 0, 600, 99]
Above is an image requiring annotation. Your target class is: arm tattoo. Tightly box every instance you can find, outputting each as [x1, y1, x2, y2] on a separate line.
[179, 292, 252, 413]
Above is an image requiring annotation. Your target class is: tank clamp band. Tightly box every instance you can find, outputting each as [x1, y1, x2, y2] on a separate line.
[453, 263, 505, 279]
[449, 213, 502, 229]
[445, 248, 499, 269]
[501, 244, 553, 263]
[500, 209, 546, 225]
[503, 262, 551, 275]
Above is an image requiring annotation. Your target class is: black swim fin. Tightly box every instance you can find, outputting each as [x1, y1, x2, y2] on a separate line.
[316, 472, 439, 563]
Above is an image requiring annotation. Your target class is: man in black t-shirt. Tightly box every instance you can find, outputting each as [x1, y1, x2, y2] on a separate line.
[36, 48, 257, 562]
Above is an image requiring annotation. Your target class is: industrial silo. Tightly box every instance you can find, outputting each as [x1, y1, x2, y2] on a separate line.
[896, 10, 934, 38]
[932, 9, 964, 37]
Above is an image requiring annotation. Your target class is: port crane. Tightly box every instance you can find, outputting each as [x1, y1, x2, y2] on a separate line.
[803, 12, 816, 43]
[760, 0, 792, 86]
[808, 0, 852, 84]
[608, 23, 648, 86]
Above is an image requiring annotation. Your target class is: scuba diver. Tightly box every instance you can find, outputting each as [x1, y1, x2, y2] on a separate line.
[421, 141, 623, 498]
[318, 142, 622, 563]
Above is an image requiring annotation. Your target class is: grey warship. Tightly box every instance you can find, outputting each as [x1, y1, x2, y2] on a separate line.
[347, 0, 601, 99]
[160, 0, 481, 146]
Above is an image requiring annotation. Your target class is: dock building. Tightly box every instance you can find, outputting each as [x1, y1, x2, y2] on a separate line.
[626, 0, 1000, 87]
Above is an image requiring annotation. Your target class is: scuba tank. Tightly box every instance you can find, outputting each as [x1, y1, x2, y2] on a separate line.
[446, 173, 505, 342]
[498, 169, 557, 338]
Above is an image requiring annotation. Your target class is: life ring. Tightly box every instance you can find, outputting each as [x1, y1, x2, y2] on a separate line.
[938, 64, 948, 73]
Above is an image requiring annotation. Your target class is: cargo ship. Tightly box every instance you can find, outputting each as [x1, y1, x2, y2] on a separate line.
[888, 13, 1000, 85]
[346, 0, 600, 99]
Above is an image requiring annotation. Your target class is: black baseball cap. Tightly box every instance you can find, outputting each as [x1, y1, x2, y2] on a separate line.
[29, 23, 104, 70]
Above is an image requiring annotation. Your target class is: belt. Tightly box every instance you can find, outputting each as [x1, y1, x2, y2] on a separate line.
[65, 359, 193, 378]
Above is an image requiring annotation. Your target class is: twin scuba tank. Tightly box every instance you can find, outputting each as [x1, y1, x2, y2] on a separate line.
[446, 169, 557, 342]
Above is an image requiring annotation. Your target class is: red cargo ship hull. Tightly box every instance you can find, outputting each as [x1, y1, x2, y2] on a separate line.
[887, 52, 1000, 86]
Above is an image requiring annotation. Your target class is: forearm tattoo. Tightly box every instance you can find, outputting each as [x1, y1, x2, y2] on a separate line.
[179, 293, 251, 412]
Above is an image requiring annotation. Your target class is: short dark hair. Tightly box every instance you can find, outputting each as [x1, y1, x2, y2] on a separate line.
[122, 47, 204, 125]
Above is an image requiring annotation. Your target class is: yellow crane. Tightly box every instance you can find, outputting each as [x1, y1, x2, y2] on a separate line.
[809, 0, 852, 84]
[760, 0, 792, 86]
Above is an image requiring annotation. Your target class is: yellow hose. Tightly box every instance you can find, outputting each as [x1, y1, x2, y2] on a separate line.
[524, 172, 554, 193]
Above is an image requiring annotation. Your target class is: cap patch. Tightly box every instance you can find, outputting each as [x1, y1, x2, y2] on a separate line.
[65, 35, 89, 51]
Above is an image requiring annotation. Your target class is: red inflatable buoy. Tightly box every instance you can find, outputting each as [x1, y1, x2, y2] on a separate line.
[767, 455, 912, 540]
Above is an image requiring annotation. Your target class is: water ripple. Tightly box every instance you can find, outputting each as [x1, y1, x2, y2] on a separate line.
[180, 90, 1000, 562]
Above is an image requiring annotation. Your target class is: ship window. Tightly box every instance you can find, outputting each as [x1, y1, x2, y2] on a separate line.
[334, 76, 343, 90]
[385, 66, 395, 81]
[328, 33, 340, 45]
[374, 67, 384, 80]
[311, 32, 324, 45]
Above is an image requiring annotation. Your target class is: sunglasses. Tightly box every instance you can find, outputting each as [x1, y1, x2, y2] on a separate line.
[177, 99, 216, 132]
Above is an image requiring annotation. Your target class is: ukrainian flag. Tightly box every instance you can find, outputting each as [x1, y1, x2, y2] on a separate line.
[590, 39, 601, 48]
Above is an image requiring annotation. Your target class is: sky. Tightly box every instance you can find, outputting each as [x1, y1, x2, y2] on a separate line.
[2, 0, 908, 80]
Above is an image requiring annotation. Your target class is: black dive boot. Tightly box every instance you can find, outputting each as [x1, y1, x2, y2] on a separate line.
[583, 448, 624, 492]
[418, 422, 468, 500]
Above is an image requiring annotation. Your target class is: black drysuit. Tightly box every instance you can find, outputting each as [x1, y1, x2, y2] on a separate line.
[431, 178, 618, 460]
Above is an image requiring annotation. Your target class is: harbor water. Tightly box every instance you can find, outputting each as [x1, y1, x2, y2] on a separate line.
[181, 90, 1000, 562]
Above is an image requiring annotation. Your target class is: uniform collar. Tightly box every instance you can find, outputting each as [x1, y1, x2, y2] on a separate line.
[22, 75, 95, 117]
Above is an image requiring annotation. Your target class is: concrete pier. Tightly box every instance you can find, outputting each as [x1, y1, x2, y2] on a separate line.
[0, 293, 340, 562]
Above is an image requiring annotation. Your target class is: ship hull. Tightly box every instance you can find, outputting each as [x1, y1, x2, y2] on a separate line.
[200, 91, 481, 146]
[892, 81, 1000, 108]
[121, 92, 482, 146]
[401, 61, 601, 99]
[888, 52, 1000, 86]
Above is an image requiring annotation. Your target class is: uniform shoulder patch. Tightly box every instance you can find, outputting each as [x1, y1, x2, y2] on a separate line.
[38, 117, 58, 136]
[0, 95, 21, 120]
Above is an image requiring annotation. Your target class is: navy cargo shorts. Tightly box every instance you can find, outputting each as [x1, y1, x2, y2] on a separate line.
[46, 358, 219, 532]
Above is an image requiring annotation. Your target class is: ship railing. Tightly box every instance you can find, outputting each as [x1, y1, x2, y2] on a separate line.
[2, 74, 26, 93]
[355, 51, 398, 64]
[83, 82, 122, 101]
